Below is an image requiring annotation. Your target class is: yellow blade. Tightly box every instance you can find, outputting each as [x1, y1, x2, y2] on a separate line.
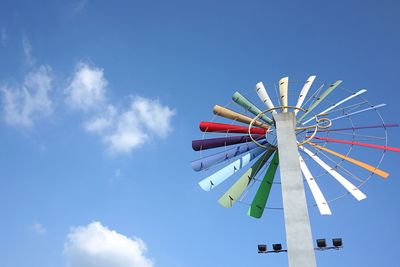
[213, 105, 269, 129]
[308, 142, 389, 179]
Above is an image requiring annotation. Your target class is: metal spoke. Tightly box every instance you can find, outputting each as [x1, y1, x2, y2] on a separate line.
[315, 148, 365, 183]
[301, 83, 325, 109]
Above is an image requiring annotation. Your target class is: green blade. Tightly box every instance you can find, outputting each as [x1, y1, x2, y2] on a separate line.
[232, 91, 273, 125]
[218, 148, 275, 208]
[297, 80, 343, 123]
[247, 152, 279, 218]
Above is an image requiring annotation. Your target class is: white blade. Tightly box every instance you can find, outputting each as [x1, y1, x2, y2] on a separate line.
[303, 89, 367, 124]
[279, 77, 288, 112]
[256, 82, 276, 113]
[299, 155, 332, 215]
[294, 76, 316, 115]
[299, 145, 366, 201]
[330, 104, 386, 121]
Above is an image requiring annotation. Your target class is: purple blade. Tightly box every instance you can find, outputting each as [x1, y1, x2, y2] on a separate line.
[191, 140, 273, 172]
[307, 124, 399, 133]
[192, 135, 264, 151]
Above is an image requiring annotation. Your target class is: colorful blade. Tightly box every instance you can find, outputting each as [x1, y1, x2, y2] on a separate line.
[247, 152, 279, 218]
[199, 121, 267, 135]
[232, 91, 273, 125]
[192, 135, 264, 151]
[279, 77, 289, 112]
[191, 140, 272, 172]
[330, 104, 386, 121]
[303, 89, 367, 124]
[310, 136, 400, 152]
[218, 148, 275, 208]
[213, 105, 269, 129]
[307, 123, 399, 133]
[299, 155, 331, 215]
[256, 82, 276, 113]
[299, 145, 366, 201]
[198, 147, 266, 191]
[297, 80, 343, 123]
[308, 142, 389, 178]
[294, 75, 316, 115]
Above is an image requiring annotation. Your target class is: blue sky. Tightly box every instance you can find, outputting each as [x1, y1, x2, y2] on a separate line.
[0, 0, 399, 266]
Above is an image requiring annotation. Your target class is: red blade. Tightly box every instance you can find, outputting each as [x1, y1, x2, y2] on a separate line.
[199, 121, 267, 135]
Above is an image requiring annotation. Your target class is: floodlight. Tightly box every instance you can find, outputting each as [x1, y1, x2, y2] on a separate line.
[316, 239, 327, 248]
[273, 243, 282, 251]
[332, 238, 342, 247]
[258, 244, 267, 252]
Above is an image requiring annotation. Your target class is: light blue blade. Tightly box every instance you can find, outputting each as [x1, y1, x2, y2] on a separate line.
[330, 104, 386, 121]
[218, 148, 275, 208]
[191, 140, 270, 172]
[198, 147, 265, 191]
[302, 89, 367, 125]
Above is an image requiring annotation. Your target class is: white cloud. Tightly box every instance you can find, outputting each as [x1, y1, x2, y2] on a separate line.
[22, 35, 34, 66]
[0, 57, 175, 153]
[64, 221, 154, 267]
[1, 65, 53, 127]
[84, 97, 176, 155]
[65, 62, 107, 111]
[84, 105, 116, 133]
[132, 97, 176, 138]
[104, 108, 150, 153]
[29, 221, 47, 234]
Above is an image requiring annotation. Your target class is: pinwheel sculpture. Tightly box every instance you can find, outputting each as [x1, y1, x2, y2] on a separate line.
[191, 76, 398, 267]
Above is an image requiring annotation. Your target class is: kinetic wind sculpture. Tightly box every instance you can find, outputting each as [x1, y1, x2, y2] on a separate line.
[191, 76, 399, 267]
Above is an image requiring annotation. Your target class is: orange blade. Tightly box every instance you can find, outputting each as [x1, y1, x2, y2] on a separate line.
[308, 142, 389, 179]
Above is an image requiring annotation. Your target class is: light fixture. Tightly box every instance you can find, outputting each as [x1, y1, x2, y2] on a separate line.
[332, 238, 342, 247]
[316, 239, 327, 248]
[273, 243, 282, 251]
[258, 244, 267, 253]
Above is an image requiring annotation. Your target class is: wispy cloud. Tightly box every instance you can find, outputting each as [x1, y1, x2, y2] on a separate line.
[84, 104, 116, 132]
[1, 65, 53, 127]
[0, 55, 176, 154]
[102, 104, 151, 154]
[68, 61, 177, 155]
[22, 35, 34, 66]
[1, 28, 7, 47]
[65, 62, 107, 111]
[131, 97, 176, 138]
[29, 221, 47, 235]
[64, 221, 154, 267]
[84, 97, 176, 155]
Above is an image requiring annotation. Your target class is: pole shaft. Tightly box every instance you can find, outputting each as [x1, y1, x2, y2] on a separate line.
[274, 112, 317, 267]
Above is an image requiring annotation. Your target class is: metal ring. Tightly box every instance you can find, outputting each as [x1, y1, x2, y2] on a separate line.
[248, 106, 306, 148]
[248, 106, 332, 147]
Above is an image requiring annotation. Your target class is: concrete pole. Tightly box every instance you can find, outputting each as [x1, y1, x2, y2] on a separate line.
[274, 112, 317, 267]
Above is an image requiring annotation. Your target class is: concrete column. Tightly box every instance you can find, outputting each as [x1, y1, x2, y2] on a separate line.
[274, 112, 317, 267]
